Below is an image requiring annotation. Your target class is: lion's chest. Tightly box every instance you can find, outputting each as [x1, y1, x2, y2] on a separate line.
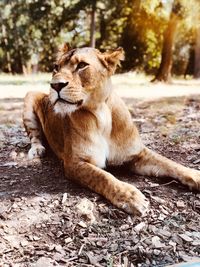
[80, 106, 111, 169]
[87, 133, 109, 168]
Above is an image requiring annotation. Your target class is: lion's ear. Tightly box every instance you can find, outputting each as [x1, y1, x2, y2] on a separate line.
[56, 43, 71, 61]
[58, 43, 70, 54]
[98, 47, 124, 75]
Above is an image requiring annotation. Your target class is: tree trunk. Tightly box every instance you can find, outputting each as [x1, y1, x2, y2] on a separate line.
[89, 0, 96, 48]
[97, 10, 106, 47]
[152, 12, 179, 82]
[194, 26, 200, 78]
[2, 24, 12, 73]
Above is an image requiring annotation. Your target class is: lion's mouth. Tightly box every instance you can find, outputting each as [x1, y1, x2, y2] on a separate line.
[55, 97, 83, 106]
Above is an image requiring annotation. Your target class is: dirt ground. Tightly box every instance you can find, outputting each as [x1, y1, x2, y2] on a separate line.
[0, 77, 200, 266]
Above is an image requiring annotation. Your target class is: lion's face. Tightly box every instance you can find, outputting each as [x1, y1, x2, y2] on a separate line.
[50, 45, 124, 115]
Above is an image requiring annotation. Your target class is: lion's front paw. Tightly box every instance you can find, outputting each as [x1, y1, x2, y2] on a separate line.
[113, 183, 149, 216]
[28, 144, 46, 159]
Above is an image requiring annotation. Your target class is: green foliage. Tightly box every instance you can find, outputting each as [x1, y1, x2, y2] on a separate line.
[0, 0, 199, 74]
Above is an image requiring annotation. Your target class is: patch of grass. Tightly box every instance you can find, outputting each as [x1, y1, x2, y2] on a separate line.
[0, 105, 5, 111]
[0, 73, 51, 85]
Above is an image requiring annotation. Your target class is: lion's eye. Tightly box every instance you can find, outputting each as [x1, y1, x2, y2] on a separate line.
[77, 62, 89, 70]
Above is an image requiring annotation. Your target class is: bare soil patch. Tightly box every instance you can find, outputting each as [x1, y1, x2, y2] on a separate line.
[0, 94, 200, 267]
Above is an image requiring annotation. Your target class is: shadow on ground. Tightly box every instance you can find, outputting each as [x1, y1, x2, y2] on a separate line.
[0, 96, 200, 267]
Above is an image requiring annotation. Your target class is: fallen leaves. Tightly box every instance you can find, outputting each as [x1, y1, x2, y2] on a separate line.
[1, 96, 200, 266]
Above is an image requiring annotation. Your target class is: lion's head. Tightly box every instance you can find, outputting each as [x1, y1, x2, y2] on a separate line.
[50, 44, 124, 115]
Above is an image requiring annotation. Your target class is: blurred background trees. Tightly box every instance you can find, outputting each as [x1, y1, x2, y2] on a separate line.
[0, 0, 200, 80]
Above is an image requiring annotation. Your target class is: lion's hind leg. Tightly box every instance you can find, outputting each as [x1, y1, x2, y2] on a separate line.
[131, 147, 200, 191]
[23, 91, 46, 159]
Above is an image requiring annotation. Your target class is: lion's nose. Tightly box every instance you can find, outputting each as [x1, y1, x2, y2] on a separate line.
[50, 82, 69, 92]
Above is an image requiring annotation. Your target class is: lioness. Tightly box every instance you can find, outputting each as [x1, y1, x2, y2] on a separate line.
[23, 44, 200, 215]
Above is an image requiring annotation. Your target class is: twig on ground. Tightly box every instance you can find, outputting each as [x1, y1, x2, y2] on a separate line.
[78, 244, 85, 256]
[66, 256, 78, 262]
[162, 180, 178, 186]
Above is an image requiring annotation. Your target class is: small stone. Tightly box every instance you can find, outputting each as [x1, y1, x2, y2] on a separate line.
[192, 240, 200, 246]
[20, 240, 29, 247]
[55, 244, 66, 256]
[158, 229, 172, 238]
[64, 237, 73, 244]
[53, 200, 60, 206]
[25, 245, 35, 255]
[15, 197, 21, 202]
[33, 236, 41, 241]
[151, 196, 166, 204]
[55, 244, 63, 253]
[48, 244, 55, 251]
[35, 224, 41, 229]
[76, 198, 95, 223]
[120, 224, 130, 231]
[176, 201, 185, 208]
[158, 214, 166, 221]
[110, 243, 118, 252]
[134, 222, 146, 232]
[53, 252, 63, 262]
[189, 231, 200, 238]
[28, 235, 33, 241]
[153, 249, 161, 256]
[193, 159, 200, 164]
[96, 241, 103, 247]
[12, 203, 18, 209]
[150, 183, 159, 188]
[152, 236, 164, 248]
[36, 250, 45, 256]
[62, 193, 68, 204]
[179, 234, 193, 242]
[78, 221, 87, 228]
[56, 231, 63, 238]
[10, 150, 17, 159]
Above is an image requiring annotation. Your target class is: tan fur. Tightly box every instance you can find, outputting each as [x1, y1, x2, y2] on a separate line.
[23, 46, 200, 215]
